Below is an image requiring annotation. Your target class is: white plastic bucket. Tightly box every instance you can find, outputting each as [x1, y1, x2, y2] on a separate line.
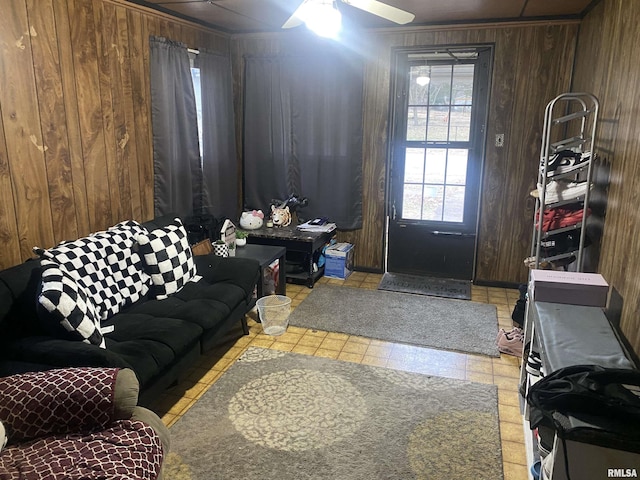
[256, 295, 292, 336]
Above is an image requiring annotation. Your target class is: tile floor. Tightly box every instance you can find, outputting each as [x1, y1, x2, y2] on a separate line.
[151, 272, 529, 480]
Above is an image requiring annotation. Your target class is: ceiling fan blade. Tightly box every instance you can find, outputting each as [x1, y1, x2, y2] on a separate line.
[342, 0, 415, 24]
[282, 0, 310, 29]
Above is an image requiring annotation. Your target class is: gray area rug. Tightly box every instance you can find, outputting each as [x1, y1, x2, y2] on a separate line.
[378, 272, 472, 300]
[288, 284, 499, 357]
[165, 348, 504, 480]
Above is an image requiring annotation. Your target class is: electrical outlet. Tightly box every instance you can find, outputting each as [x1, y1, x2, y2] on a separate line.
[495, 134, 505, 147]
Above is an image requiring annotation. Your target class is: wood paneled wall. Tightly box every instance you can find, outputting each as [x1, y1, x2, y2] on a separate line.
[572, 0, 640, 356]
[0, 0, 228, 270]
[231, 22, 578, 282]
[0, 0, 580, 286]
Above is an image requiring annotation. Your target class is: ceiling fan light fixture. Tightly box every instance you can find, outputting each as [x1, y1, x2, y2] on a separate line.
[299, 0, 342, 38]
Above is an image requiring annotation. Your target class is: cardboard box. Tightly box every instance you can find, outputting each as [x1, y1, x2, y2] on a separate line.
[324, 243, 354, 279]
[530, 269, 609, 307]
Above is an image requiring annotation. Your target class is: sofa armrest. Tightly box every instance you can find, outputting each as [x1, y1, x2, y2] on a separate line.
[0, 367, 136, 443]
[194, 255, 260, 299]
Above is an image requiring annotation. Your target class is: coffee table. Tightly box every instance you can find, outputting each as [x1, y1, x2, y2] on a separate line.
[247, 226, 335, 288]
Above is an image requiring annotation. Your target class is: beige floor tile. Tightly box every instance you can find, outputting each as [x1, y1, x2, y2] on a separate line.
[326, 332, 350, 341]
[161, 413, 178, 428]
[365, 343, 394, 358]
[270, 342, 295, 352]
[287, 325, 308, 335]
[273, 331, 303, 345]
[466, 357, 493, 374]
[494, 375, 520, 391]
[342, 340, 369, 355]
[347, 335, 371, 345]
[503, 461, 531, 480]
[499, 404, 523, 424]
[501, 440, 527, 465]
[319, 337, 347, 351]
[291, 344, 318, 356]
[361, 355, 388, 367]
[297, 335, 325, 348]
[500, 421, 526, 443]
[498, 388, 521, 407]
[303, 329, 328, 338]
[249, 338, 275, 349]
[337, 351, 364, 363]
[466, 371, 494, 384]
[314, 348, 340, 359]
[493, 363, 521, 379]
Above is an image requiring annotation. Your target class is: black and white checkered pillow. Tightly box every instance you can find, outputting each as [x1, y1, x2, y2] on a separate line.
[136, 218, 201, 299]
[35, 221, 151, 321]
[37, 259, 105, 348]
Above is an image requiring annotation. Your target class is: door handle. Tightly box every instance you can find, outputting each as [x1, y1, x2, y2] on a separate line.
[432, 230, 463, 236]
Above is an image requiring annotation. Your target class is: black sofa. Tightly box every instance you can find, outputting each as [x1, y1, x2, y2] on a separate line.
[0, 216, 260, 407]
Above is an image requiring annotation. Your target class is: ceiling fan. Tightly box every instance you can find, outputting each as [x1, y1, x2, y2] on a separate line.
[282, 0, 415, 37]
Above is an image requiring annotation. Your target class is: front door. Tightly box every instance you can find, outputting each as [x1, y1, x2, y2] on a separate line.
[387, 47, 491, 280]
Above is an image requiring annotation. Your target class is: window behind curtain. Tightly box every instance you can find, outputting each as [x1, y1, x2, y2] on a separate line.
[188, 51, 203, 160]
[243, 50, 364, 230]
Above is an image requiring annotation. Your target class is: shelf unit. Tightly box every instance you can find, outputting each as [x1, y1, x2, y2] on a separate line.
[519, 294, 637, 479]
[531, 93, 599, 271]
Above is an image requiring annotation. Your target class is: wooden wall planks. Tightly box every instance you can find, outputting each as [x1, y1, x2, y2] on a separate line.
[0, 0, 228, 270]
[572, 0, 640, 356]
[231, 22, 578, 281]
[0, 0, 585, 288]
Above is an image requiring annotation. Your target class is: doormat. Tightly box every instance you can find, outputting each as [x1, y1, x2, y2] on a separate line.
[165, 347, 504, 480]
[378, 272, 472, 300]
[287, 285, 498, 356]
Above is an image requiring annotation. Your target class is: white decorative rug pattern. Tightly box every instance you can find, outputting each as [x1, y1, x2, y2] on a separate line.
[165, 347, 504, 480]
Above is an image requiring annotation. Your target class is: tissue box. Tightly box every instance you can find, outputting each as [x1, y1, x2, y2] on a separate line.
[530, 269, 609, 307]
[324, 243, 354, 279]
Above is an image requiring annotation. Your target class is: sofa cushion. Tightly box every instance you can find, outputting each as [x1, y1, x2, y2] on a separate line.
[102, 314, 202, 389]
[136, 218, 201, 299]
[0, 367, 120, 442]
[37, 260, 104, 348]
[35, 221, 151, 321]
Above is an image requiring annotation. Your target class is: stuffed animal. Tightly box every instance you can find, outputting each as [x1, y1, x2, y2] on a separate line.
[271, 205, 292, 227]
[239, 210, 264, 230]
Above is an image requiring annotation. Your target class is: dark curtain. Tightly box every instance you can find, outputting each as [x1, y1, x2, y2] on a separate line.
[149, 36, 202, 217]
[198, 50, 238, 220]
[243, 57, 293, 214]
[243, 51, 364, 230]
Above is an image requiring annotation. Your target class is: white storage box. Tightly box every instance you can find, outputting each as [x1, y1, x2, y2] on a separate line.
[324, 243, 354, 279]
[530, 269, 609, 307]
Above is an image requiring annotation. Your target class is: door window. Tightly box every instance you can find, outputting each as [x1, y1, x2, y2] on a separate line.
[400, 60, 476, 224]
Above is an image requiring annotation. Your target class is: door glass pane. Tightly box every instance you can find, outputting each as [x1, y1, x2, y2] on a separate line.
[424, 148, 446, 184]
[443, 186, 466, 222]
[427, 107, 449, 142]
[404, 148, 425, 183]
[422, 185, 444, 221]
[402, 184, 423, 219]
[409, 66, 430, 106]
[452, 64, 474, 105]
[446, 149, 468, 185]
[406, 106, 427, 141]
[449, 106, 471, 141]
[428, 65, 452, 105]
